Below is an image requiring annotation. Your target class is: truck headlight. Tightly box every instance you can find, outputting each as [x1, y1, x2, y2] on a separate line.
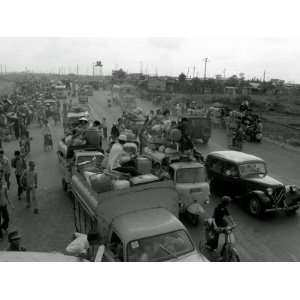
[266, 188, 273, 196]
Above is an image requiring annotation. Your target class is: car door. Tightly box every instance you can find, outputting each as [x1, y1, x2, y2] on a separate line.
[103, 231, 124, 262]
[206, 157, 226, 194]
[221, 162, 242, 198]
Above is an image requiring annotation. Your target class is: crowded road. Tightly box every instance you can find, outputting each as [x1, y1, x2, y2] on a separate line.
[89, 90, 300, 261]
[1, 88, 300, 261]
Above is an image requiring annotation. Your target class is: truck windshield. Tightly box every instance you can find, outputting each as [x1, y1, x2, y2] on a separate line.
[239, 162, 266, 177]
[127, 230, 194, 262]
[176, 167, 205, 184]
[77, 155, 101, 165]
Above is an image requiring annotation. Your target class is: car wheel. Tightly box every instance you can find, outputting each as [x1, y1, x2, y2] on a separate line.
[248, 196, 263, 217]
[286, 208, 299, 216]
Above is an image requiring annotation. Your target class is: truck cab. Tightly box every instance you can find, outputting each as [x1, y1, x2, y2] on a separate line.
[103, 208, 207, 262]
[169, 162, 210, 224]
[58, 148, 104, 192]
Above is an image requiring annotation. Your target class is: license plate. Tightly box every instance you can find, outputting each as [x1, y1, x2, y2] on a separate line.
[190, 188, 202, 193]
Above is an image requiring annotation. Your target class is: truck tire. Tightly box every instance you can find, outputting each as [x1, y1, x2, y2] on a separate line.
[189, 213, 199, 226]
[248, 196, 264, 217]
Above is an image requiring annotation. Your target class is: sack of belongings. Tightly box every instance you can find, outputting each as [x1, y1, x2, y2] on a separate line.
[66, 232, 89, 256]
[90, 173, 113, 193]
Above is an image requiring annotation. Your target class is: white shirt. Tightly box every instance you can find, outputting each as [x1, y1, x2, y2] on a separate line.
[108, 142, 124, 170]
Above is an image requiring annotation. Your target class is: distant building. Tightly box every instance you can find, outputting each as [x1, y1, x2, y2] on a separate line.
[147, 78, 167, 92]
[224, 86, 237, 96]
[270, 79, 285, 86]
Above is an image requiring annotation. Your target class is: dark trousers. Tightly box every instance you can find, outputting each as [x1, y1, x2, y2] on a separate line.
[114, 165, 141, 177]
[103, 127, 108, 139]
[5, 173, 10, 190]
[16, 174, 23, 197]
[0, 205, 9, 238]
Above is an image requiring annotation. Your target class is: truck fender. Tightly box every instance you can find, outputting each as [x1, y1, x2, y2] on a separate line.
[187, 202, 205, 215]
[248, 190, 271, 205]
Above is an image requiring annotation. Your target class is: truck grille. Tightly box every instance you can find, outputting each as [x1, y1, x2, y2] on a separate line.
[272, 186, 287, 207]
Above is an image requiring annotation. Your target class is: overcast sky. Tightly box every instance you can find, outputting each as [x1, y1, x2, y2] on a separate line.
[1, 37, 300, 82]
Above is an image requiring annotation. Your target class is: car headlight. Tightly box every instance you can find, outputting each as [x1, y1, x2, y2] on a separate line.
[266, 188, 273, 196]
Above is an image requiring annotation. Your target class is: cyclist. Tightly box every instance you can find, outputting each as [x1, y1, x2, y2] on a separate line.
[205, 196, 235, 251]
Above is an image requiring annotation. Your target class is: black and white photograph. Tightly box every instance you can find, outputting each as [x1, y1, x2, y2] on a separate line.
[1, 35, 300, 263]
[1, 2, 300, 298]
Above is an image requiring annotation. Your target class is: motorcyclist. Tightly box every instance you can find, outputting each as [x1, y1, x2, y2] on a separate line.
[205, 196, 235, 251]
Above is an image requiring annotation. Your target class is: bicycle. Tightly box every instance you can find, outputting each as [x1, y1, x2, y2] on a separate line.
[199, 222, 240, 262]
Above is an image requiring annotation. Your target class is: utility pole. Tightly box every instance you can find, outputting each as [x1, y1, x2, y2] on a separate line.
[223, 68, 226, 79]
[203, 58, 209, 80]
[263, 70, 266, 82]
[140, 61, 143, 74]
[193, 65, 195, 78]
[92, 63, 95, 77]
[77, 64, 79, 75]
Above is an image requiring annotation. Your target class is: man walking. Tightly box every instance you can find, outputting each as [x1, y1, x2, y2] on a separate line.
[0, 170, 14, 241]
[22, 161, 39, 214]
[0, 149, 11, 189]
[11, 150, 27, 200]
[102, 117, 108, 140]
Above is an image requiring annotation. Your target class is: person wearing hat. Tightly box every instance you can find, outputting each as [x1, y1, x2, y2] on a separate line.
[7, 231, 26, 251]
[206, 196, 235, 251]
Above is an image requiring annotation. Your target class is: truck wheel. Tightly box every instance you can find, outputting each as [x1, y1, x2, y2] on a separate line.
[189, 213, 199, 226]
[248, 196, 263, 217]
[62, 179, 68, 192]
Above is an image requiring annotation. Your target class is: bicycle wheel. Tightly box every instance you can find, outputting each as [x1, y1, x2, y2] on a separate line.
[228, 248, 240, 262]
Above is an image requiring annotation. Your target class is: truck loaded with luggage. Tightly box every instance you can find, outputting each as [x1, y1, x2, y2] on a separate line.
[70, 161, 208, 262]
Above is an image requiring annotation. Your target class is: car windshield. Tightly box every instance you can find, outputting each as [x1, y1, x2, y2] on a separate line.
[176, 167, 205, 184]
[127, 230, 194, 262]
[239, 162, 266, 177]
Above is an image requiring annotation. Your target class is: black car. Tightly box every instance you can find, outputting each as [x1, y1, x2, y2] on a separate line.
[205, 151, 300, 217]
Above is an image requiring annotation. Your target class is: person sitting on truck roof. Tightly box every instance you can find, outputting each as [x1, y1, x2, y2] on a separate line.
[108, 134, 139, 177]
[178, 118, 194, 152]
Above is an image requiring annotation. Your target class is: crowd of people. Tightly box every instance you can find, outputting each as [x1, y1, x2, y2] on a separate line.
[0, 83, 61, 249]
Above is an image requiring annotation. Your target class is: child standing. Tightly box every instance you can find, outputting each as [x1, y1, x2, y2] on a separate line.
[22, 161, 38, 214]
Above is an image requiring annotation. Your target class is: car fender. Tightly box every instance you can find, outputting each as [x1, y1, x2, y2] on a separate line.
[248, 190, 271, 205]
